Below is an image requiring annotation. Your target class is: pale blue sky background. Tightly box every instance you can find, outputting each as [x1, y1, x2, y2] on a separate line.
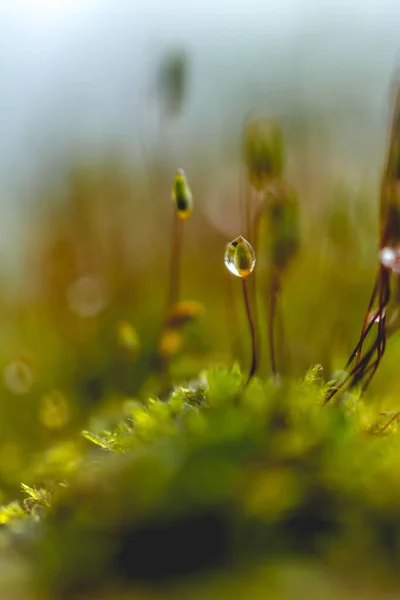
[1, 0, 400, 268]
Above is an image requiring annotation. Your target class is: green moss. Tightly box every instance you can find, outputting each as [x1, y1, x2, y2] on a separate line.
[0, 367, 391, 598]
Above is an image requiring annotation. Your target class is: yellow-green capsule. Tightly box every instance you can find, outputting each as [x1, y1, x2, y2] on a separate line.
[264, 181, 299, 272]
[224, 236, 256, 278]
[172, 168, 193, 220]
[243, 116, 283, 190]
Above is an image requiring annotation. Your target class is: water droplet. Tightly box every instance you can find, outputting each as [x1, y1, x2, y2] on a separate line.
[224, 236, 256, 278]
[367, 309, 386, 324]
[379, 246, 400, 273]
[67, 275, 107, 318]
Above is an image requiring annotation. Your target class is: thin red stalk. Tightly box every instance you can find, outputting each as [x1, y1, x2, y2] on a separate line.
[325, 267, 390, 403]
[355, 274, 380, 366]
[243, 277, 258, 387]
[345, 316, 378, 369]
[324, 340, 377, 404]
[380, 410, 400, 434]
[359, 269, 389, 392]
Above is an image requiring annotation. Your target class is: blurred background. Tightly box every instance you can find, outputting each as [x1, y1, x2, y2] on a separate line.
[2, 0, 400, 258]
[0, 0, 400, 488]
[2, 2, 400, 599]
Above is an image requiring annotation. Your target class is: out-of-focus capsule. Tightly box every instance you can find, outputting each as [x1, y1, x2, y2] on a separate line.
[243, 116, 283, 190]
[158, 50, 188, 117]
[117, 321, 140, 356]
[158, 328, 184, 358]
[164, 300, 206, 328]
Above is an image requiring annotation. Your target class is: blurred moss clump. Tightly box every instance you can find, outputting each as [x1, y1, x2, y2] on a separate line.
[0, 366, 396, 599]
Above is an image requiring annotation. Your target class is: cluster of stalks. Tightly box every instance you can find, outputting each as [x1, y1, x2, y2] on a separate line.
[159, 117, 300, 388]
[221, 116, 299, 388]
[238, 116, 299, 381]
[325, 80, 400, 403]
[160, 83, 400, 395]
[160, 166, 259, 388]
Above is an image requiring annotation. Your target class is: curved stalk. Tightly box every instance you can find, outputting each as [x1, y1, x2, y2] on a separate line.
[242, 277, 258, 386]
[325, 266, 390, 403]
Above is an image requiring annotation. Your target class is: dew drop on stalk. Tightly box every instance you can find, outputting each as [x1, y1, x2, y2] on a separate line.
[224, 236, 256, 278]
[379, 246, 400, 273]
[367, 309, 386, 325]
[224, 235, 257, 386]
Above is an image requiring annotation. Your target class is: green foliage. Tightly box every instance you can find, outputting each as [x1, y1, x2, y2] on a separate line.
[21, 483, 52, 508]
[81, 429, 123, 453]
[0, 357, 399, 600]
[0, 366, 394, 598]
[0, 501, 25, 525]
